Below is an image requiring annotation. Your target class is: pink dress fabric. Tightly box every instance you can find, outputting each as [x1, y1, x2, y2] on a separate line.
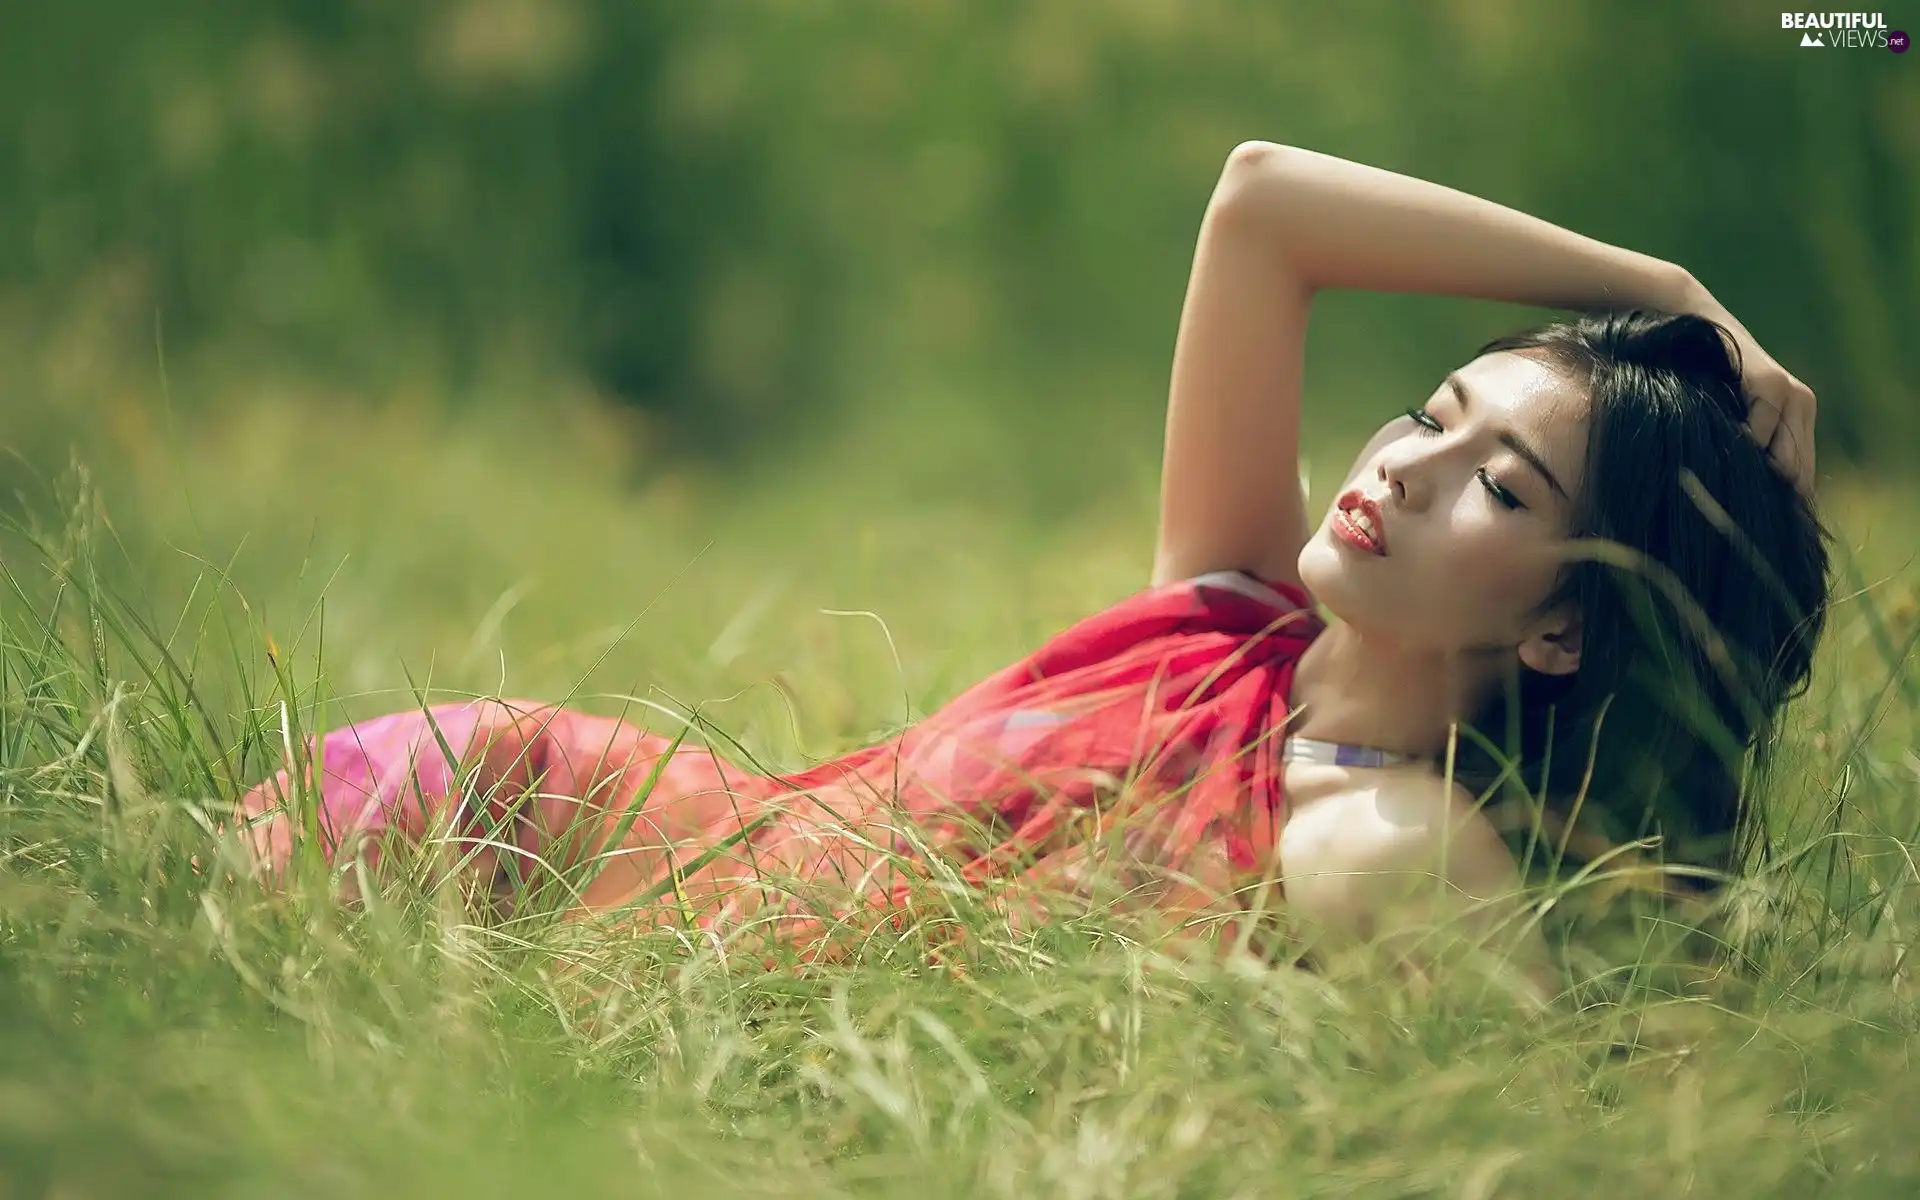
[238, 571, 1323, 957]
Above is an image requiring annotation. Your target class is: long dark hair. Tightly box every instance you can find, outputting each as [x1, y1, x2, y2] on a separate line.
[1453, 310, 1832, 878]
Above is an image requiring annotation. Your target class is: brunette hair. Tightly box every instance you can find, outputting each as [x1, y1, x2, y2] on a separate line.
[1455, 310, 1832, 877]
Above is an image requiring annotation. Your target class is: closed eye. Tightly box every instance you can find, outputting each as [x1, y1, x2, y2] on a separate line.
[1405, 407, 1444, 435]
[1402, 407, 1527, 511]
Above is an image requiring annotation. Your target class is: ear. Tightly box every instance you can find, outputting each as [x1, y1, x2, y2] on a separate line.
[1517, 608, 1583, 677]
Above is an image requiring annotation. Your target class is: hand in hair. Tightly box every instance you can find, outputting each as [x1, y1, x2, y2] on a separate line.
[1676, 276, 1818, 496]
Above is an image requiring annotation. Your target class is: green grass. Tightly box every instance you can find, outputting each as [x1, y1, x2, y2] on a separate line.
[2, 386, 1919, 1198]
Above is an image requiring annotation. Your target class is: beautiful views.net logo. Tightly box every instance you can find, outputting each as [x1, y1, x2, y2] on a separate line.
[1781, 12, 1907, 50]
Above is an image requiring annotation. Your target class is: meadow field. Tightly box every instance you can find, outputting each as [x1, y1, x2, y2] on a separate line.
[1, 370, 1918, 1197]
[2, 1, 1916, 1194]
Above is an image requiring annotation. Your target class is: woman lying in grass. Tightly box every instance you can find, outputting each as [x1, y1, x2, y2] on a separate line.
[238, 144, 1830, 982]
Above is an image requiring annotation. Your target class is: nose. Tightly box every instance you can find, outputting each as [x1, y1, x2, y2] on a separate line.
[1377, 460, 1405, 503]
[1376, 452, 1422, 511]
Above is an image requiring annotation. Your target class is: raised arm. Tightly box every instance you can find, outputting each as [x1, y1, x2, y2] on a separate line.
[1152, 142, 1699, 587]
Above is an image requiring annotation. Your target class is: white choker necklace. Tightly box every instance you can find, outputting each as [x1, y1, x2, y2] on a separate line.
[1280, 736, 1426, 769]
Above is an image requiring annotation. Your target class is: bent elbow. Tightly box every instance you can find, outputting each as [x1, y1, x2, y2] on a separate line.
[1209, 140, 1294, 235]
[1223, 139, 1288, 176]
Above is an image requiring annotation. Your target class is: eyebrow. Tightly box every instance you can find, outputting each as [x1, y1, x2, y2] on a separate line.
[1446, 373, 1570, 502]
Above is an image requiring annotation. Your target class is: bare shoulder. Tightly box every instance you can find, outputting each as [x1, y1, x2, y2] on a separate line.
[1277, 769, 1521, 939]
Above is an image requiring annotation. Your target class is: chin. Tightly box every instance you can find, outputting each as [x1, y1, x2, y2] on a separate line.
[1297, 526, 1411, 639]
[1296, 530, 1357, 619]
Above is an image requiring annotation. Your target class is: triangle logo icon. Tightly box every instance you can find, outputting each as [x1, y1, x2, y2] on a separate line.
[1800, 31, 1824, 46]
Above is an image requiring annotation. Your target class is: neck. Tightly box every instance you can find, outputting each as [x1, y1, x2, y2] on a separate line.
[1287, 619, 1504, 761]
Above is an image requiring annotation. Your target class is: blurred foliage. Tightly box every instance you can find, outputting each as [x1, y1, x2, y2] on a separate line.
[1, 0, 1914, 468]
[0, 12, 1917, 1191]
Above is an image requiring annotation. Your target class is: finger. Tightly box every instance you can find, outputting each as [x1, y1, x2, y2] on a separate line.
[1766, 427, 1801, 493]
[1785, 401, 1817, 495]
[1767, 408, 1815, 497]
[1745, 391, 1783, 449]
[1781, 382, 1818, 495]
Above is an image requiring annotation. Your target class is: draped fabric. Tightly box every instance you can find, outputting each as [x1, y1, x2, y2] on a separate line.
[238, 572, 1323, 955]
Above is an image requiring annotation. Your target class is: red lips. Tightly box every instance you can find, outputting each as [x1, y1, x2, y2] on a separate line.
[1335, 489, 1389, 556]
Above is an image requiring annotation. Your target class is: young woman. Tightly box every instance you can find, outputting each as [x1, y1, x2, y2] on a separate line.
[237, 144, 1830, 976]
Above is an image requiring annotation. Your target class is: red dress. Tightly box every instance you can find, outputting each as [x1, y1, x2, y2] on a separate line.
[238, 571, 1322, 956]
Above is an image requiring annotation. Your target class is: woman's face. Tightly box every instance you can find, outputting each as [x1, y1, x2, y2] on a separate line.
[1298, 350, 1591, 658]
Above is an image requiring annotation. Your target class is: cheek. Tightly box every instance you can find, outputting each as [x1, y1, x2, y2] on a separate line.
[1298, 505, 1567, 646]
[1415, 523, 1564, 628]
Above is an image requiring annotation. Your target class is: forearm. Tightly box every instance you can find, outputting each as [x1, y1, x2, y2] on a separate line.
[1213, 142, 1699, 314]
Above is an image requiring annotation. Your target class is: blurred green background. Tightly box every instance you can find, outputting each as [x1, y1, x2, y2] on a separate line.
[0, 0, 1914, 737]
[2, 7, 1919, 1193]
[6, 0, 1914, 458]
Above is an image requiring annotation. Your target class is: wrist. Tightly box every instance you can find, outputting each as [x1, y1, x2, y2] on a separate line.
[1576, 253, 1703, 319]
[1659, 265, 1715, 317]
